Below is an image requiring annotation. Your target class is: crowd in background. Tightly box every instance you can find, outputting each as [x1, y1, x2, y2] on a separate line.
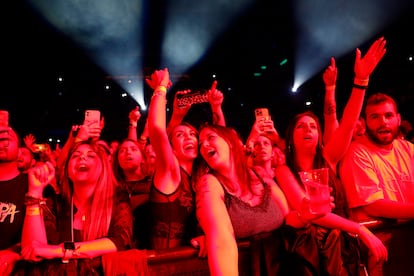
[2, 36, 414, 276]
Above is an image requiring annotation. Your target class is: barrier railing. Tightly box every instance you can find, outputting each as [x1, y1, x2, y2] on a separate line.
[104, 220, 414, 275]
[146, 240, 251, 275]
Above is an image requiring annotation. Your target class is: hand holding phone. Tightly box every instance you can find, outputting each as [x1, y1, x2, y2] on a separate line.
[176, 90, 208, 108]
[255, 108, 270, 122]
[84, 110, 101, 129]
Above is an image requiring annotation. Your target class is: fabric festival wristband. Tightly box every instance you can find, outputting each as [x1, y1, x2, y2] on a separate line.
[26, 206, 41, 216]
[353, 84, 368, 90]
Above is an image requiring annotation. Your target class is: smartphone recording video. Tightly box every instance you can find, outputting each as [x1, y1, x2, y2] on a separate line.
[84, 110, 101, 129]
[255, 108, 270, 121]
[176, 90, 209, 108]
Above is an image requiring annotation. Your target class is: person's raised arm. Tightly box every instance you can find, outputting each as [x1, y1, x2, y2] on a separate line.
[207, 80, 226, 126]
[56, 120, 103, 176]
[146, 68, 181, 193]
[21, 162, 55, 252]
[246, 116, 284, 153]
[137, 115, 150, 151]
[323, 37, 387, 167]
[127, 106, 141, 142]
[322, 57, 339, 144]
[167, 89, 192, 132]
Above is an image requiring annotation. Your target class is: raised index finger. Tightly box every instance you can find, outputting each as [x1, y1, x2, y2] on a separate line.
[210, 80, 217, 91]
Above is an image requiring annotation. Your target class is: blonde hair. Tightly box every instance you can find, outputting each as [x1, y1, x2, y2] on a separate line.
[60, 140, 117, 241]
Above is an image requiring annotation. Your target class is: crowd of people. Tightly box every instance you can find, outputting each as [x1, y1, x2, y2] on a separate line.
[1, 36, 414, 275]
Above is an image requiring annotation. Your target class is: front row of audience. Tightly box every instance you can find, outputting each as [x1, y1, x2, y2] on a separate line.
[1, 36, 413, 275]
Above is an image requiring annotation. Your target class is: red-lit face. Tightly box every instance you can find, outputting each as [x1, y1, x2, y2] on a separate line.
[252, 135, 273, 164]
[0, 129, 19, 162]
[68, 144, 102, 184]
[352, 118, 366, 140]
[365, 102, 400, 146]
[117, 140, 142, 172]
[199, 127, 230, 171]
[171, 125, 198, 161]
[293, 115, 319, 152]
[17, 147, 35, 172]
[144, 144, 156, 165]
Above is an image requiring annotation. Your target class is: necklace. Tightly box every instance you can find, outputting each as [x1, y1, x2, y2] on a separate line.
[80, 214, 86, 222]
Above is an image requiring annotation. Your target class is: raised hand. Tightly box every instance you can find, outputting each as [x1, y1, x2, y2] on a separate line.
[145, 68, 172, 90]
[129, 106, 141, 124]
[354, 36, 387, 80]
[27, 161, 55, 198]
[323, 57, 337, 87]
[23, 133, 37, 149]
[207, 80, 223, 107]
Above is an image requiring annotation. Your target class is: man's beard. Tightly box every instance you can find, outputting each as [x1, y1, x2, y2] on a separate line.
[365, 126, 399, 146]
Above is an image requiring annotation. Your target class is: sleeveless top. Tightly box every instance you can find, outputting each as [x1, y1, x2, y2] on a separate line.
[149, 167, 197, 249]
[223, 171, 285, 239]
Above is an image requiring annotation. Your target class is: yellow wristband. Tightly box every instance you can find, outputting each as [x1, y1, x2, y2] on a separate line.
[155, 86, 167, 94]
[26, 206, 41, 216]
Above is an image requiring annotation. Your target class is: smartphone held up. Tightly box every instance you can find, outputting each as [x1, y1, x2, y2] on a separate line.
[176, 90, 209, 108]
[83, 110, 101, 128]
[255, 108, 270, 121]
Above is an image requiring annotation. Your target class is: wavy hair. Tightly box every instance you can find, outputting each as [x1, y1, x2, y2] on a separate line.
[192, 123, 253, 195]
[284, 111, 327, 174]
[60, 140, 117, 241]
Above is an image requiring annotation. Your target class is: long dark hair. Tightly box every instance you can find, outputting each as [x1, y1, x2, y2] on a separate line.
[284, 111, 327, 174]
[284, 111, 346, 214]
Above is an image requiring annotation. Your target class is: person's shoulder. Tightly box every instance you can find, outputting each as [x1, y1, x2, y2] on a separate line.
[195, 174, 223, 194]
[394, 138, 414, 153]
[198, 173, 219, 185]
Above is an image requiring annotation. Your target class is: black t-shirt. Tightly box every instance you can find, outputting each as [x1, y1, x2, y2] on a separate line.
[0, 173, 29, 249]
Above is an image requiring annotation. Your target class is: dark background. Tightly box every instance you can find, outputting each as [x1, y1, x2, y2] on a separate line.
[1, 1, 413, 145]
